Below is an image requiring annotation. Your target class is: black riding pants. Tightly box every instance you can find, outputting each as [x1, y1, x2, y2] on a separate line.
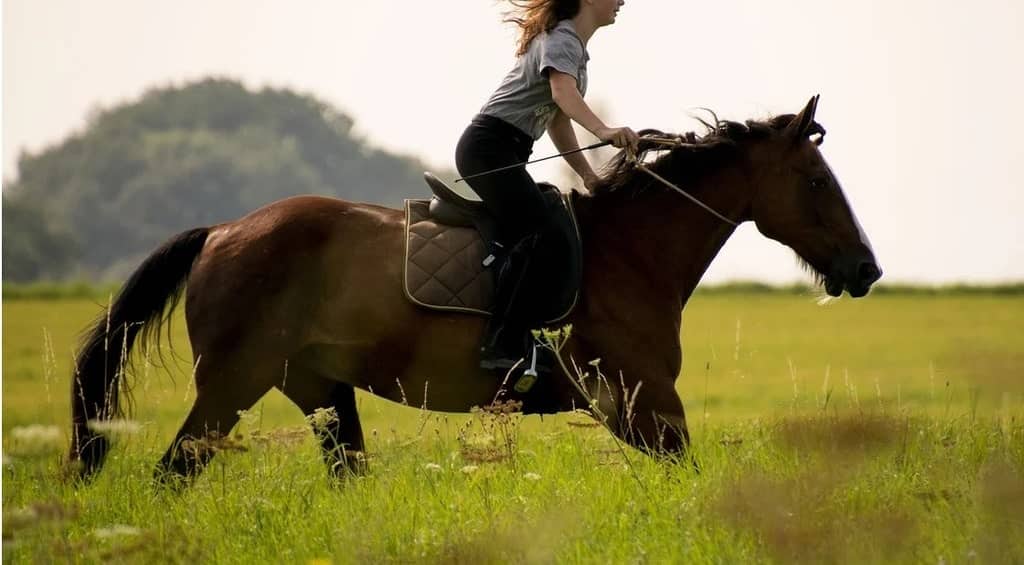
[455, 114, 550, 245]
[455, 114, 558, 328]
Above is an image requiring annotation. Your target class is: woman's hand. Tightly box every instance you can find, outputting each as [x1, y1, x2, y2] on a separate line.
[583, 172, 601, 192]
[597, 126, 640, 153]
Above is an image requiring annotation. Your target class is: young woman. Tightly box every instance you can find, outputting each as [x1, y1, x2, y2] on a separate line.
[456, 0, 639, 370]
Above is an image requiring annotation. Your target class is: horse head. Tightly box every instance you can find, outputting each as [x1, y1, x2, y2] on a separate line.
[747, 96, 881, 297]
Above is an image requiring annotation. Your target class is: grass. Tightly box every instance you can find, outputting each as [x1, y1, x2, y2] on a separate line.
[3, 290, 1023, 563]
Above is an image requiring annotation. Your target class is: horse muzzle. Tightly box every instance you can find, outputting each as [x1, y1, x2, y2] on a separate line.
[827, 256, 882, 298]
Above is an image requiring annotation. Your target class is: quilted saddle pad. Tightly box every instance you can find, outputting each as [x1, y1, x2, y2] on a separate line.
[402, 198, 580, 321]
[403, 199, 495, 315]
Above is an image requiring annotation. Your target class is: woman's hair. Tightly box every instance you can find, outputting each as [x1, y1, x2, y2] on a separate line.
[503, 0, 581, 56]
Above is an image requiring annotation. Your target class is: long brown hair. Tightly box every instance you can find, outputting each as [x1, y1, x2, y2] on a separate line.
[503, 0, 581, 56]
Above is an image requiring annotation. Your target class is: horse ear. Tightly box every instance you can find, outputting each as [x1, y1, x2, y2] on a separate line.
[784, 95, 820, 142]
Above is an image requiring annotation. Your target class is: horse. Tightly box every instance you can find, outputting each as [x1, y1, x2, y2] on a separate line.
[67, 96, 881, 484]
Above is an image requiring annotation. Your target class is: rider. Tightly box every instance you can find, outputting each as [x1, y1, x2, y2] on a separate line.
[456, 0, 640, 370]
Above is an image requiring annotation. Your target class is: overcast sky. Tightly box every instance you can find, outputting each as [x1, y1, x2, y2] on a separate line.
[4, 1, 1023, 284]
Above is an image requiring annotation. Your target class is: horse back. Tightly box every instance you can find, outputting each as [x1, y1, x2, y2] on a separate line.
[184, 196, 408, 349]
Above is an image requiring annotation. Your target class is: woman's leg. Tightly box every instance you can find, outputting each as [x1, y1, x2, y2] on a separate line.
[455, 119, 552, 369]
[455, 121, 547, 243]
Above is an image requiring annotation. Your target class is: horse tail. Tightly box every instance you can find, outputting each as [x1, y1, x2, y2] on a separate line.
[69, 227, 209, 480]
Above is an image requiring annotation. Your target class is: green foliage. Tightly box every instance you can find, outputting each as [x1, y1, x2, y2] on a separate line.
[1, 195, 78, 282]
[3, 78, 439, 281]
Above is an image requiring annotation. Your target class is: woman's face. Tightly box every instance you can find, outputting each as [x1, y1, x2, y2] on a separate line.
[587, 0, 625, 27]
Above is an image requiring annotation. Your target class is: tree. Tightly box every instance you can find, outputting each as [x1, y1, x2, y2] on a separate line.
[4, 78, 446, 281]
[2, 194, 78, 281]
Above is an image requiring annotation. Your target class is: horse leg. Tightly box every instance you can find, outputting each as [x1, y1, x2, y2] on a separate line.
[277, 371, 367, 480]
[154, 360, 278, 485]
[605, 380, 693, 461]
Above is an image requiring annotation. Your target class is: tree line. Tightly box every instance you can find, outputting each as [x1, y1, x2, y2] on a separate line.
[3, 78, 448, 282]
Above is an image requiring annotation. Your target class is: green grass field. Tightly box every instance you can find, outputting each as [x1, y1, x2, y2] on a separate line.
[3, 290, 1023, 563]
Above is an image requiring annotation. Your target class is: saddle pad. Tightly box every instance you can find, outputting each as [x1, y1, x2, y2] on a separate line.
[403, 196, 581, 321]
[403, 199, 494, 315]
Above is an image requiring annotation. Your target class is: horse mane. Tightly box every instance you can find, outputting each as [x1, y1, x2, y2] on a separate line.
[591, 112, 822, 197]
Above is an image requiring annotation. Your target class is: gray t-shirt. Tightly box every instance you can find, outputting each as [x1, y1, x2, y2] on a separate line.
[479, 19, 589, 140]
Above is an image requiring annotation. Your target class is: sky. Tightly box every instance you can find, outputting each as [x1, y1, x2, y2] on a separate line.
[3, 0, 1023, 284]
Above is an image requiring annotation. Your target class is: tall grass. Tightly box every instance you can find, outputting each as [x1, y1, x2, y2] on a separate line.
[3, 292, 1022, 562]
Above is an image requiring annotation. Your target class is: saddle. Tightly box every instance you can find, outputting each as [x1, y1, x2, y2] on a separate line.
[403, 172, 582, 323]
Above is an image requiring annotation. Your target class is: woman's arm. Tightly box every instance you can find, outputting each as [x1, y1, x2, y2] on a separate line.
[547, 109, 600, 191]
[549, 70, 639, 152]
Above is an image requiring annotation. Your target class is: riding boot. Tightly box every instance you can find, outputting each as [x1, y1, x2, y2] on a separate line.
[480, 234, 539, 370]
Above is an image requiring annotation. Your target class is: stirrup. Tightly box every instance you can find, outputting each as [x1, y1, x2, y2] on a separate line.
[513, 344, 540, 393]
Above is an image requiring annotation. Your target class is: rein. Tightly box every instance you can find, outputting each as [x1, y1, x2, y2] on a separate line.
[453, 133, 740, 227]
[627, 136, 740, 227]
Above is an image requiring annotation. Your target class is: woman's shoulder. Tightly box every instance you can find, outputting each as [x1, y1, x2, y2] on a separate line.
[550, 19, 580, 39]
[544, 20, 587, 57]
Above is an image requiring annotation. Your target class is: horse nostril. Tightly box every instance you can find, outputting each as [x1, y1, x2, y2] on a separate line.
[857, 261, 881, 285]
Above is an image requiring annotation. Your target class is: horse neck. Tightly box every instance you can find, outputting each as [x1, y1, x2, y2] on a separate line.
[585, 166, 752, 308]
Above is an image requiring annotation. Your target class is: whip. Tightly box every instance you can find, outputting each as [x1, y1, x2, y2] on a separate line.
[453, 141, 611, 184]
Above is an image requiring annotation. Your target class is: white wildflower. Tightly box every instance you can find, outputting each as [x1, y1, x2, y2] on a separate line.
[10, 425, 61, 443]
[236, 409, 258, 429]
[87, 419, 142, 436]
[9, 425, 62, 454]
[460, 465, 478, 475]
[305, 407, 339, 432]
[523, 472, 542, 481]
[424, 463, 442, 472]
[93, 524, 141, 539]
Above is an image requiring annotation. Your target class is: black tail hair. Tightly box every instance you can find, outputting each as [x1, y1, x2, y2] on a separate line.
[68, 227, 209, 480]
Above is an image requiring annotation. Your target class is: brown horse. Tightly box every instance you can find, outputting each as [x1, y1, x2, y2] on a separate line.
[68, 96, 881, 483]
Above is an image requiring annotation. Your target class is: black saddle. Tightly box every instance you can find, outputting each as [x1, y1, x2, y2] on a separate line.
[422, 172, 582, 324]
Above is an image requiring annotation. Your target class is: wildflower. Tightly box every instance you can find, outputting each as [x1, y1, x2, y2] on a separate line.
[10, 425, 61, 443]
[5, 502, 77, 530]
[87, 419, 142, 436]
[9, 425, 62, 455]
[236, 409, 258, 428]
[306, 407, 339, 432]
[460, 465, 478, 475]
[424, 463, 442, 472]
[523, 472, 542, 481]
[93, 524, 141, 539]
